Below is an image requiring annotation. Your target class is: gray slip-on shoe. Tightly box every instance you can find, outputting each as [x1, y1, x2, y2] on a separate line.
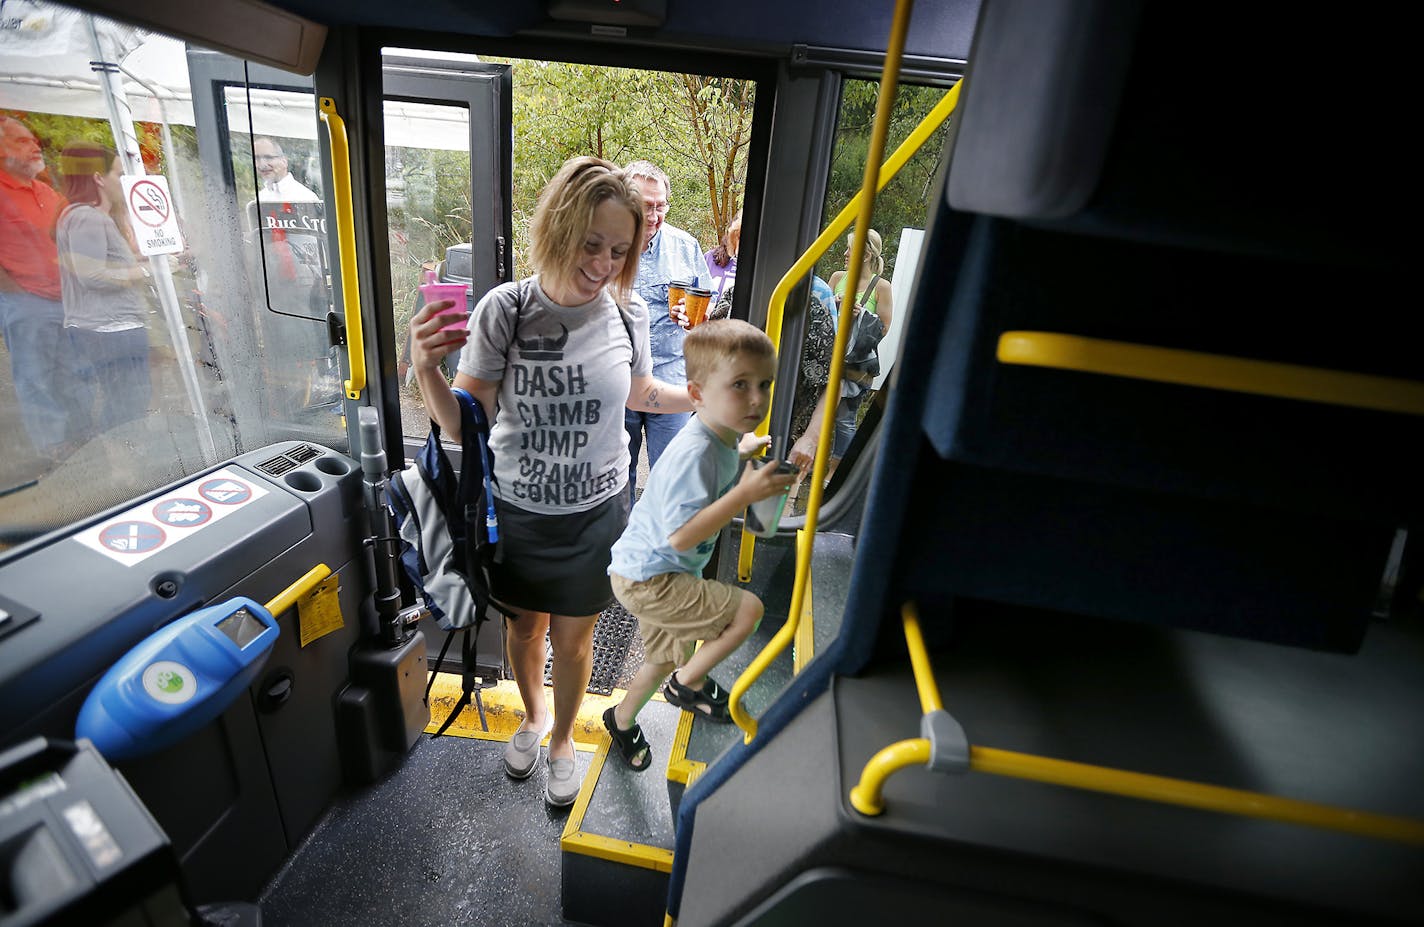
[503, 714, 553, 780]
[544, 755, 582, 808]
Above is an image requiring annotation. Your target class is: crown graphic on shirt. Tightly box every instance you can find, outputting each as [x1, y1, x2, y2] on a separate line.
[516, 324, 569, 361]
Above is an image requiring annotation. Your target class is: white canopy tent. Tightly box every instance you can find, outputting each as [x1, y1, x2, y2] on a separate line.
[2, 7, 475, 149]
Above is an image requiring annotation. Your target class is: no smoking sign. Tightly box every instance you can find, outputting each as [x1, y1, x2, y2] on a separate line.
[121, 174, 185, 255]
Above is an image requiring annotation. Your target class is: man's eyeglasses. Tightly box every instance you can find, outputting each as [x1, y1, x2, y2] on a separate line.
[255, 154, 284, 163]
[644, 201, 670, 217]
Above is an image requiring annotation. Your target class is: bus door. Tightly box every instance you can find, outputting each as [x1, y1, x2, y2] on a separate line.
[185, 51, 345, 450]
[379, 52, 513, 454]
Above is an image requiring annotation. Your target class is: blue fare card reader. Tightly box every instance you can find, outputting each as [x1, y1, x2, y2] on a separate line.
[76, 598, 279, 761]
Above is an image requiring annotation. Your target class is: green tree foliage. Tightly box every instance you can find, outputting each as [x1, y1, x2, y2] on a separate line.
[485, 58, 755, 276]
[385, 145, 473, 337]
[819, 80, 952, 286]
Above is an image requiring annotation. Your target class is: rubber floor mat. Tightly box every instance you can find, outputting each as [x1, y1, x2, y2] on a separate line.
[541, 603, 639, 695]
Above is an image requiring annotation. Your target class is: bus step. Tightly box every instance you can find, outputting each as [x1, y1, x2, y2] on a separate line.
[560, 698, 682, 927]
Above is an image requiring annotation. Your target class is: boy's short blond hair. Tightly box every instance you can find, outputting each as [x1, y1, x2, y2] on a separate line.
[530, 156, 645, 303]
[683, 318, 775, 384]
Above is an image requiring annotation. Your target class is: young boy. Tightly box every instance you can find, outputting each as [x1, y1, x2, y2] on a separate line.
[603, 319, 796, 770]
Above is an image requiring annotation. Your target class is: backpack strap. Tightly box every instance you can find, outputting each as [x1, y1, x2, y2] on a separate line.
[423, 626, 460, 707]
[454, 387, 499, 545]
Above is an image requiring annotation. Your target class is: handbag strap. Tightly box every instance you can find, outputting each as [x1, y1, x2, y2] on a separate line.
[857, 273, 881, 307]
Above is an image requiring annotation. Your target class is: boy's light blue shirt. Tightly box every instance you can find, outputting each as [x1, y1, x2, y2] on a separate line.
[609, 416, 740, 582]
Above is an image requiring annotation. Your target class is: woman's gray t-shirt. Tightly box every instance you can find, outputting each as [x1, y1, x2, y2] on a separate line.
[458, 276, 651, 515]
[56, 204, 147, 332]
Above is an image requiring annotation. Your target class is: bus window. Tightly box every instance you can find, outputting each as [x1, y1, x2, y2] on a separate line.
[0, 0, 344, 550]
[790, 79, 951, 509]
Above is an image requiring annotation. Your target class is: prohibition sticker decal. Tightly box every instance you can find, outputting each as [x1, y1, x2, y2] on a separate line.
[198, 478, 252, 505]
[153, 498, 212, 527]
[120, 175, 184, 256]
[75, 468, 269, 565]
[98, 521, 165, 554]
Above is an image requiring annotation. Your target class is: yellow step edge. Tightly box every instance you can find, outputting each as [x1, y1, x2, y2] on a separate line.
[424, 673, 640, 747]
[666, 709, 697, 785]
[561, 729, 677, 873]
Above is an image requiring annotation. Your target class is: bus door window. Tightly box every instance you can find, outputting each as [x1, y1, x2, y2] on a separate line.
[793, 79, 952, 511]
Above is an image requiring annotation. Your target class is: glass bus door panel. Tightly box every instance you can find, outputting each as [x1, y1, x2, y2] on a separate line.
[185, 51, 345, 452]
[381, 55, 513, 447]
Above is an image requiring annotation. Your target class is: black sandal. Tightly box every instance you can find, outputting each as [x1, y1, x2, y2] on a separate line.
[602, 706, 652, 771]
[662, 673, 732, 723]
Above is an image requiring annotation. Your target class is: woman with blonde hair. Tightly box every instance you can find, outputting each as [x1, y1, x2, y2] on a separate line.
[827, 227, 893, 334]
[408, 156, 692, 808]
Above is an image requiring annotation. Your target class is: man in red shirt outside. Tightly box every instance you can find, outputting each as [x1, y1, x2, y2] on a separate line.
[1, 114, 73, 457]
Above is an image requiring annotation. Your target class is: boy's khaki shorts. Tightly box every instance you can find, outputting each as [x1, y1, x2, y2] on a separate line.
[610, 571, 743, 666]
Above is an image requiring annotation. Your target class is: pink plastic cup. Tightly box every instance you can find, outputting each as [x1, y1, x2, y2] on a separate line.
[420, 282, 469, 332]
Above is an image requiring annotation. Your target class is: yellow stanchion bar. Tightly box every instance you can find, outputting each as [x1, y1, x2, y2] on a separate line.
[318, 97, 366, 400]
[971, 746, 1424, 846]
[729, 0, 924, 743]
[849, 738, 930, 816]
[849, 603, 1424, 845]
[735, 79, 960, 586]
[901, 603, 942, 714]
[264, 563, 332, 617]
[998, 331, 1424, 417]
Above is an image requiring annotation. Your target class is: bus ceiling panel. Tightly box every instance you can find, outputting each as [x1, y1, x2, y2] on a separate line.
[258, 0, 981, 62]
[75, 0, 327, 76]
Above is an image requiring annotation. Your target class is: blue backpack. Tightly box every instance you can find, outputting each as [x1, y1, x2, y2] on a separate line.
[388, 388, 505, 738]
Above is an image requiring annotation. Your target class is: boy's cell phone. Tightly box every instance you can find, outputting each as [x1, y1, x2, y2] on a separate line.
[745, 459, 796, 538]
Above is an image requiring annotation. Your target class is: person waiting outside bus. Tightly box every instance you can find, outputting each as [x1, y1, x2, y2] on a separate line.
[245, 136, 335, 411]
[704, 208, 740, 305]
[253, 137, 319, 202]
[790, 230, 893, 483]
[407, 156, 693, 808]
[0, 115, 78, 461]
[623, 159, 706, 499]
[56, 143, 153, 439]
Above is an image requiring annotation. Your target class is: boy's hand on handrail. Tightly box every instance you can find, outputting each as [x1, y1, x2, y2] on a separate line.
[735, 458, 796, 504]
[737, 433, 771, 459]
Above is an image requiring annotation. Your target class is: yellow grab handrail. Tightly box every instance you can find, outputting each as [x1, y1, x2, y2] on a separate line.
[730, 0, 952, 743]
[849, 604, 1424, 846]
[264, 563, 333, 617]
[998, 331, 1424, 417]
[902, 603, 942, 713]
[319, 97, 366, 400]
[735, 79, 961, 584]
